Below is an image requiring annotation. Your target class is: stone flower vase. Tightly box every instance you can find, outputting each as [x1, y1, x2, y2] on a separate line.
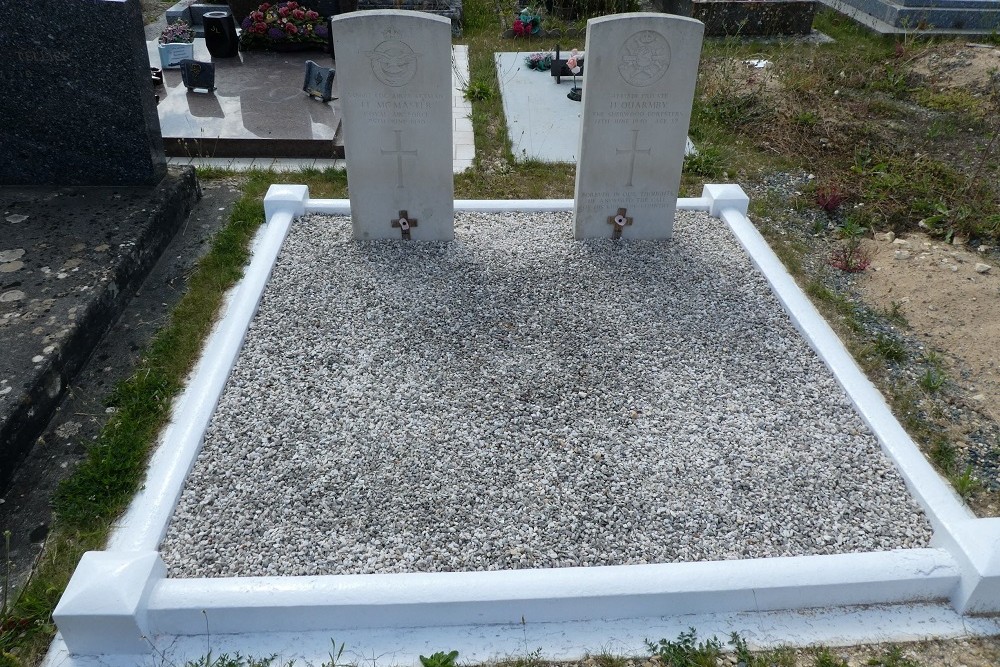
[158, 42, 195, 69]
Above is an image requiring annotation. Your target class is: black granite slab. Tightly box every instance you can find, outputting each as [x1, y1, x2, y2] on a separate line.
[0, 0, 167, 186]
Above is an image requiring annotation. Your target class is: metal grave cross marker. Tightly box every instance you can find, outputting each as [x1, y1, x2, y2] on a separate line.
[607, 207, 633, 239]
[381, 129, 419, 189]
[391, 210, 418, 240]
[616, 129, 651, 188]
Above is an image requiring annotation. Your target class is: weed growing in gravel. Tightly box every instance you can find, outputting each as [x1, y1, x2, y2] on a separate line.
[815, 183, 847, 213]
[919, 367, 945, 393]
[184, 653, 292, 667]
[865, 644, 921, 666]
[953, 465, 981, 499]
[884, 301, 908, 327]
[729, 633, 795, 666]
[874, 333, 908, 363]
[646, 629, 723, 666]
[813, 648, 849, 666]
[930, 438, 958, 473]
[586, 648, 630, 667]
[420, 652, 460, 667]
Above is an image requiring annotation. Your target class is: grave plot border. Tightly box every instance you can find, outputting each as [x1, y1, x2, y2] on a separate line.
[46, 185, 1000, 665]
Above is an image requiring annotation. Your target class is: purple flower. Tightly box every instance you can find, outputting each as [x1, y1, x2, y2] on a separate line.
[242, 17, 252, 29]
[314, 24, 328, 36]
[268, 27, 285, 39]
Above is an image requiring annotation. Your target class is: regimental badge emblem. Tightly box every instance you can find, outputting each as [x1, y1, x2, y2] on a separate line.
[366, 26, 420, 87]
[617, 30, 671, 87]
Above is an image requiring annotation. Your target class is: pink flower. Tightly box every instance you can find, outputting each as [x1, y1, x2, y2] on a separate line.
[292, 8, 305, 18]
[254, 21, 267, 32]
[305, 9, 318, 18]
[278, 6, 289, 16]
[284, 22, 298, 32]
[259, 2, 270, 8]
[287, 1, 299, 7]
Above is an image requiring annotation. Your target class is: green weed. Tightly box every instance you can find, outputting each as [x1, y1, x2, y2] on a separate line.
[813, 648, 848, 667]
[874, 333, 907, 363]
[646, 628, 723, 666]
[919, 367, 945, 393]
[930, 438, 956, 472]
[463, 79, 496, 103]
[865, 644, 920, 666]
[420, 652, 460, 667]
[683, 146, 727, 178]
[952, 465, 980, 499]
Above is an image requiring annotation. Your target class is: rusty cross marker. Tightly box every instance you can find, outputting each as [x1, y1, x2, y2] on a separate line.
[616, 129, 651, 188]
[391, 210, 418, 240]
[607, 207, 633, 240]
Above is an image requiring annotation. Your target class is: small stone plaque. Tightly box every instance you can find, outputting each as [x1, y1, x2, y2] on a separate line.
[179, 59, 217, 92]
[303, 60, 336, 102]
[330, 10, 454, 241]
[573, 13, 704, 240]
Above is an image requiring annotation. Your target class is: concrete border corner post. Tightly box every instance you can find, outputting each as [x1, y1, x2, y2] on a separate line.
[703, 184, 749, 217]
[264, 184, 311, 220]
[947, 518, 1000, 614]
[52, 550, 165, 655]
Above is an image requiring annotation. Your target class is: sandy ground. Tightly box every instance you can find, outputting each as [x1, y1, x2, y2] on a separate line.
[861, 233, 999, 420]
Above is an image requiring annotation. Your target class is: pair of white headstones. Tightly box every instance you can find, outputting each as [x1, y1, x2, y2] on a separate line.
[330, 10, 704, 242]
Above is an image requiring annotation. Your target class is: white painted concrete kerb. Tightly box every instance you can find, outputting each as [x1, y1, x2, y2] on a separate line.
[48, 185, 1000, 665]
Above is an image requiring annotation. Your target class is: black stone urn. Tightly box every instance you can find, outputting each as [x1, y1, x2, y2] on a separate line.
[204, 10, 240, 57]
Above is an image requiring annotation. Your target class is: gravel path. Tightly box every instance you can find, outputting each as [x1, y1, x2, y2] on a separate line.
[160, 211, 932, 578]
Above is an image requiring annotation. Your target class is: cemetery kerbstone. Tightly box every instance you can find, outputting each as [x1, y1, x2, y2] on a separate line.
[0, 0, 167, 186]
[573, 13, 704, 240]
[330, 10, 454, 241]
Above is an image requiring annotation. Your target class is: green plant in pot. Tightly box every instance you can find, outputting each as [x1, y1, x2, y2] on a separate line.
[158, 20, 195, 69]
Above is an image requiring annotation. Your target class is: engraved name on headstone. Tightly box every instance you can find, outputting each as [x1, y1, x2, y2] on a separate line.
[573, 13, 704, 240]
[330, 10, 454, 241]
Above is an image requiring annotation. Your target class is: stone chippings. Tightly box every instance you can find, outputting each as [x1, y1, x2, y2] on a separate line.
[160, 211, 932, 578]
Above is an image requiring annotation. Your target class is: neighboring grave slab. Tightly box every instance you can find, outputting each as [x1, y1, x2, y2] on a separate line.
[0, 0, 167, 186]
[573, 13, 703, 240]
[330, 10, 454, 241]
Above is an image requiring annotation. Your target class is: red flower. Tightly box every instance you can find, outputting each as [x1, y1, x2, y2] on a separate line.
[292, 8, 305, 18]
[254, 21, 267, 32]
[287, 1, 299, 7]
[512, 18, 528, 36]
[278, 6, 289, 15]
[259, 2, 270, 8]
[284, 22, 298, 33]
[305, 9, 318, 18]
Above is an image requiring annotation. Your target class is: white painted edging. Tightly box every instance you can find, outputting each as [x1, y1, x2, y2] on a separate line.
[49, 185, 1000, 661]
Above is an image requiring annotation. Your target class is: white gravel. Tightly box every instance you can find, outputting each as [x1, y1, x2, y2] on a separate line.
[160, 210, 933, 578]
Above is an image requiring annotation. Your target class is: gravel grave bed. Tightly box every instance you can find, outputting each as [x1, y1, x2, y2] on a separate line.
[160, 210, 932, 578]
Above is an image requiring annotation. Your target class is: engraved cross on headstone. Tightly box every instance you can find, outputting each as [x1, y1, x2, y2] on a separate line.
[616, 129, 651, 188]
[391, 210, 418, 240]
[381, 129, 418, 189]
[607, 207, 633, 240]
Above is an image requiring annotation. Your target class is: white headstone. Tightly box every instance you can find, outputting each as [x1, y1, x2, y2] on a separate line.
[573, 13, 704, 240]
[330, 10, 454, 241]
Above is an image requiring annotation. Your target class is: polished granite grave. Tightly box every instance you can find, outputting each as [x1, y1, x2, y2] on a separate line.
[148, 40, 344, 158]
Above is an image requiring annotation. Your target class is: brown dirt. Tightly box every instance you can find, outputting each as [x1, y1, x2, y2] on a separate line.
[911, 43, 1000, 96]
[861, 233, 999, 421]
